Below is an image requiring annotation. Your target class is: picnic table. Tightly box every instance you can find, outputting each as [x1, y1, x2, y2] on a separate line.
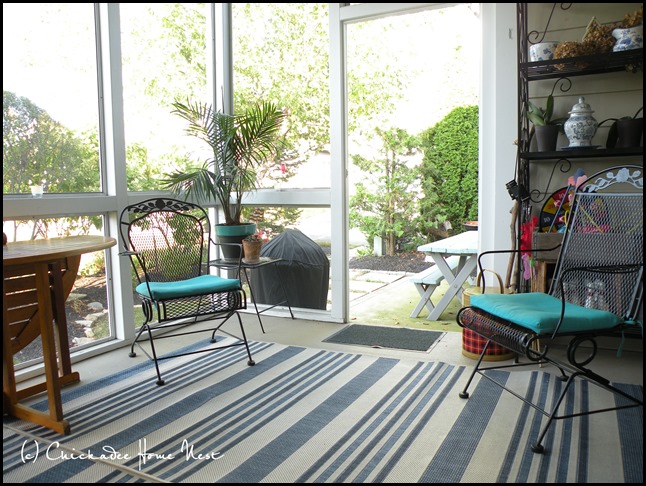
[411, 231, 478, 320]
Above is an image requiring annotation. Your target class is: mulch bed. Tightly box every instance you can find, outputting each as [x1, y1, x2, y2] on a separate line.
[349, 252, 431, 273]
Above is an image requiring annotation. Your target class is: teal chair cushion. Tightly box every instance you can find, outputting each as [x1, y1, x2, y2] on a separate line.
[470, 292, 623, 335]
[136, 275, 241, 301]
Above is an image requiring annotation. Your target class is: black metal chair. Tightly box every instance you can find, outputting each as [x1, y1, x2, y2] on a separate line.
[118, 198, 255, 385]
[457, 166, 643, 453]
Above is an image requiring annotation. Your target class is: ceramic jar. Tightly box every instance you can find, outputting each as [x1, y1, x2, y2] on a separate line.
[529, 41, 559, 62]
[564, 97, 598, 148]
[612, 25, 643, 52]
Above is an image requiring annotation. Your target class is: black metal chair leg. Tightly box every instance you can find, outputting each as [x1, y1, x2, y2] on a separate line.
[129, 323, 148, 357]
[459, 340, 490, 399]
[210, 311, 235, 342]
[531, 372, 577, 453]
[235, 312, 255, 366]
[144, 326, 165, 386]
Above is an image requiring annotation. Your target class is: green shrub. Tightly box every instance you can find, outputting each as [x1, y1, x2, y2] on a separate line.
[418, 105, 478, 240]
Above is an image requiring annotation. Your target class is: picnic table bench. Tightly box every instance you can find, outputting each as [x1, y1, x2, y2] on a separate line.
[409, 255, 460, 318]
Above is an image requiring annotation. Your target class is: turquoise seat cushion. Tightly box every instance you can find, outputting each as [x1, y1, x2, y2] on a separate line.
[136, 275, 241, 301]
[469, 292, 622, 335]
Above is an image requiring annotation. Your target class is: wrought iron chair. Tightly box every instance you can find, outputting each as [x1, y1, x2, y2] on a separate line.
[118, 198, 255, 385]
[457, 166, 643, 453]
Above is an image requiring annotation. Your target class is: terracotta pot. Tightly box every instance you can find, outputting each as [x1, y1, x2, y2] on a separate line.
[242, 239, 262, 262]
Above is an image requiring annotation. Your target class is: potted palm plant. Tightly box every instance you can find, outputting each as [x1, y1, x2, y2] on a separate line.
[163, 99, 287, 257]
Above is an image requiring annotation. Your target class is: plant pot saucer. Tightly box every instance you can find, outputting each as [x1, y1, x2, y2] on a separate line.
[560, 145, 601, 150]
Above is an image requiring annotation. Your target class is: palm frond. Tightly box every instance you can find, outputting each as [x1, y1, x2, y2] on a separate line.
[166, 99, 288, 225]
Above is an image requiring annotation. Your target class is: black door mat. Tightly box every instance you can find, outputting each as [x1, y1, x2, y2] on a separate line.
[323, 324, 444, 352]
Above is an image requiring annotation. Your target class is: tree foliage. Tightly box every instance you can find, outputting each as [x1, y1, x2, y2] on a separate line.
[232, 4, 415, 184]
[3, 90, 100, 195]
[418, 105, 479, 240]
[3, 91, 107, 238]
[233, 4, 330, 159]
[349, 128, 421, 256]
[4, 5, 479, 246]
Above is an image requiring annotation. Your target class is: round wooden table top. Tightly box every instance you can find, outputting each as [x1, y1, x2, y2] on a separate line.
[3, 235, 117, 265]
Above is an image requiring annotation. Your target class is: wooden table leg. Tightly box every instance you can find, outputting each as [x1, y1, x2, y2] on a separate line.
[3, 288, 18, 414]
[35, 263, 69, 432]
[4, 263, 72, 435]
[17, 259, 80, 425]
[50, 260, 74, 377]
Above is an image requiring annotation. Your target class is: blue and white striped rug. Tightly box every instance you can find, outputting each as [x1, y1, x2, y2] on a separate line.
[3, 341, 643, 483]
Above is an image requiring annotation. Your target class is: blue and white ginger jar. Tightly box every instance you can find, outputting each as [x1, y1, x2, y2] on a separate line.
[564, 97, 598, 148]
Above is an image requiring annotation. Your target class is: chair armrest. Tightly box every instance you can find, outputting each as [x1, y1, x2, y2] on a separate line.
[476, 245, 562, 266]
[475, 245, 562, 288]
[209, 239, 244, 276]
[118, 250, 148, 287]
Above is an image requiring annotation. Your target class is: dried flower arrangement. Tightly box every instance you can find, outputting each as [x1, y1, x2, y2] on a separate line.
[552, 5, 643, 70]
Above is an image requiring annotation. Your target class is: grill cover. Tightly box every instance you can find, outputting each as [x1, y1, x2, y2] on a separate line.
[252, 229, 330, 310]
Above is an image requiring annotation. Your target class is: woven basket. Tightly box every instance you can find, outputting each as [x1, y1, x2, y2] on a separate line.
[461, 270, 515, 361]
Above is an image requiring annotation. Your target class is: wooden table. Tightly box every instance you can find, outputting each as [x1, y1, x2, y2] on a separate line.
[416, 231, 478, 320]
[3, 235, 116, 434]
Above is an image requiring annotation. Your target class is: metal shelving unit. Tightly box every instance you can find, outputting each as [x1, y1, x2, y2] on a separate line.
[513, 3, 643, 291]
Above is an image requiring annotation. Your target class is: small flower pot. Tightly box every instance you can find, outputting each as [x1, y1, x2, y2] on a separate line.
[242, 240, 262, 262]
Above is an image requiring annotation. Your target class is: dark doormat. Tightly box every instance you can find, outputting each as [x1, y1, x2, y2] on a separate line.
[323, 324, 444, 352]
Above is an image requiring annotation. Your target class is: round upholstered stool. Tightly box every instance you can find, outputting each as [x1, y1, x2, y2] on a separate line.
[461, 327, 515, 361]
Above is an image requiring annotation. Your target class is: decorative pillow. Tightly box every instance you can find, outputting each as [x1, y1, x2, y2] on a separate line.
[136, 275, 241, 300]
[470, 292, 622, 334]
